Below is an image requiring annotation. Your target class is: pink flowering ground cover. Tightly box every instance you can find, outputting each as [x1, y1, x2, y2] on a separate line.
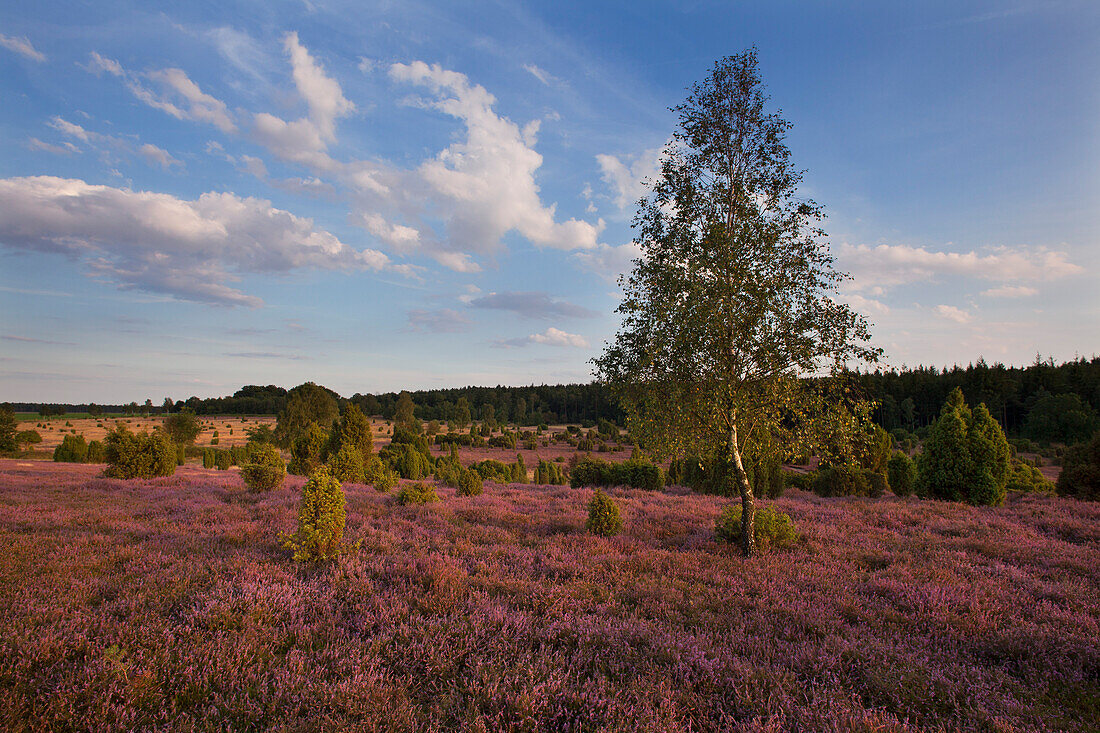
[0, 459, 1097, 732]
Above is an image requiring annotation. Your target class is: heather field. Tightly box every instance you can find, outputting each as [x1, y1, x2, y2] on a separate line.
[1, 460, 1097, 732]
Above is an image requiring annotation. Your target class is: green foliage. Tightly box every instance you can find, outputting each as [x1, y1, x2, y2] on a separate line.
[1005, 459, 1054, 495]
[586, 489, 623, 537]
[282, 466, 348, 562]
[916, 388, 1011, 506]
[240, 444, 286, 492]
[393, 390, 418, 432]
[288, 422, 328, 476]
[245, 423, 275, 444]
[570, 455, 665, 491]
[471, 459, 512, 483]
[162, 409, 201, 446]
[453, 397, 472, 431]
[327, 442, 365, 483]
[275, 382, 339, 448]
[887, 451, 917, 497]
[715, 504, 799, 551]
[202, 448, 216, 469]
[1056, 432, 1100, 501]
[382, 442, 432, 480]
[456, 469, 484, 497]
[104, 426, 176, 479]
[511, 453, 527, 483]
[324, 403, 373, 461]
[175, 444, 186, 466]
[396, 481, 439, 506]
[533, 459, 566, 485]
[488, 432, 517, 449]
[15, 430, 42, 449]
[86, 440, 106, 463]
[593, 51, 879, 558]
[53, 434, 88, 463]
[812, 464, 872, 498]
[0, 406, 16, 453]
[215, 450, 232, 470]
[861, 424, 892, 474]
[667, 449, 781, 498]
[1024, 391, 1096, 446]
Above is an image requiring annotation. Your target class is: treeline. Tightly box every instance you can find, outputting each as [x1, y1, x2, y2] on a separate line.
[854, 356, 1100, 443]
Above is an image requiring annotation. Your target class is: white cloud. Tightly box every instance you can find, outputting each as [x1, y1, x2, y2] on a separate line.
[139, 143, 181, 169]
[845, 292, 890, 315]
[496, 327, 589, 348]
[470, 291, 598, 320]
[522, 63, 563, 87]
[837, 242, 1082, 290]
[27, 138, 79, 155]
[86, 51, 123, 76]
[0, 176, 394, 307]
[573, 241, 641, 281]
[284, 32, 354, 141]
[388, 60, 602, 258]
[934, 304, 972, 324]
[596, 146, 664, 212]
[0, 34, 46, 62]
[530, 327, 588, 347]
[981, 285, 1038, 298]
[48, 116, 91, 142]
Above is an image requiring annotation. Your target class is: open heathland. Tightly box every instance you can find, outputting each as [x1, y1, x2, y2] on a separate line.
[0, 459, 1097, 731]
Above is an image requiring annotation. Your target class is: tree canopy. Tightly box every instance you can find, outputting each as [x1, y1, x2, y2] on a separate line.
[594, 50, 879, 555]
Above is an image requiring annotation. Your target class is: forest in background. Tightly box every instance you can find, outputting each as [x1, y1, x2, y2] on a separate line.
[7, 355, 1099, 444]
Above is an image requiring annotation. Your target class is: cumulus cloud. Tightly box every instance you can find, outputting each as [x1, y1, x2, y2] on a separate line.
[406, 308, 472, 333]
[496, 327, 589, 349]
[387, 61, 602, 260]
[836, 242, 1082, 290]
[0, 33, 46, 62]
[48, 116, 91, 142]
[284, 32, 354, 141]
[0, 176, 393, 307]
[469, 291, 599, 320]
[934, 304, 972, 324]
[596, 146, 664, 212]
[981, 285, 1038, 298]
[844, 292, 890, 315]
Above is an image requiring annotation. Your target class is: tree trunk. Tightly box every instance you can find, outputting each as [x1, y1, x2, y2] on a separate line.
[728, 417, 757, 557]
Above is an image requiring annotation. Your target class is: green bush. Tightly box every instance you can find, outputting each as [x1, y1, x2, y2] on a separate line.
[714, 504, 799, 551]
[240, 445, 286, 492]
[363, 454, 396, 491]
[327, 442, 365, 483]
[175, 444, 186, 466]
[53, 434, 88, 463]
[782, 470, 815, 492]
[812, 464, 872, 498]
[15, 430, 42, 450]
[917, 389, 1010, 506]
[570, 455, 665, 491]
[396, 481, 439, 505]
[471, 459, 513, 483]
[456, 469, 484, 497]
[203, 448, 216, 469]
[382, 442, 433, 480]
[586, 489, 623, 537]
[667, 447, 780, 498]
[533, 459, 566, 485]
[1056, 432, 1100, 501]
[104, 426, 176, 479]
[215, 450, 232, 470]
[866, 471, 888, 498]
[281, 466, 348, 562]
[1005, 459, 1054, 494]
[85, 440, 106, 463]
[288, 422, 328, 476]
[887, 452, 916, 497]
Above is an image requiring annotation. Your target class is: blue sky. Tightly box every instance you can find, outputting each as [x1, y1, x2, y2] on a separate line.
[1, 0, 1097, 403]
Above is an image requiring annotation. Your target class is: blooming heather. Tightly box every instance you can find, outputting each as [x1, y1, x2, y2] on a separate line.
[0, 459, 1097, 731]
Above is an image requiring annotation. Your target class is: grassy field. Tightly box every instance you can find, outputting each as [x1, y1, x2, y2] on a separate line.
[0, 459, 1096, 731]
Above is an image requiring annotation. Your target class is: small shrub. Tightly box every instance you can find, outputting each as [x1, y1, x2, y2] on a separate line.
[53, 434, 88, 463]
[104, 426, 176, 479]
[812, 464, 872, 498]
[240, 445, 286, 492]
[85, 440, 106, 463]
[866, 472, 888, 499]
[586, 489, 623, 537]
[210, 436, 220, 445]
[783, 470, 815, 492]
[456, 469, 483, 497]
[887, 452, 917, 497]
[396, 481, 439, 505]
[471, 459, 512, 483]
[215, 450, 232, 470]
[1006, 459, 1054, 494]
[203, 448, 216, 469]
[281, 466, 348, 562]
[533, 459, 566, 485]
[715, 504, 799, 551]
[326, 443, 365, 483]
[1056, 432, 1100, 501]
[175, 444, 186, 466]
